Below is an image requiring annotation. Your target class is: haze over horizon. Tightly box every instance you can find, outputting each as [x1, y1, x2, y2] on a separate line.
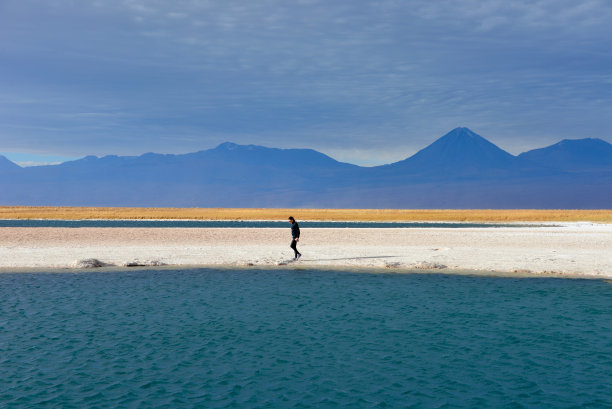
[2, 1, 612, 165]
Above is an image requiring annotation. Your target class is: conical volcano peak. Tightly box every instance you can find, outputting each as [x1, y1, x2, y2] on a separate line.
[424, 127, 511, 155]
[447, 127, 475, 135]
[439, 127, 487, 142]
[392, 127, 516, 171]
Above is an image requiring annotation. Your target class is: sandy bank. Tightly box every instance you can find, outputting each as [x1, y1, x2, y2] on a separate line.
[1, 224, 611, 277]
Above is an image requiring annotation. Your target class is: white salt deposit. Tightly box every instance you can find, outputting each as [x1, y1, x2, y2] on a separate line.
[1, 224, 611, 278]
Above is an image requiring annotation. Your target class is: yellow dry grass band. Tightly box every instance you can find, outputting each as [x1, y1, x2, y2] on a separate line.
[1, 207, 611, 222]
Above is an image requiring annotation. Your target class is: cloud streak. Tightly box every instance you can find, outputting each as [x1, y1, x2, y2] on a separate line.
[1, 0, 611, 163]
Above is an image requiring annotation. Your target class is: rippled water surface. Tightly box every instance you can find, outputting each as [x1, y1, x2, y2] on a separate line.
[1, 269, 611, 408]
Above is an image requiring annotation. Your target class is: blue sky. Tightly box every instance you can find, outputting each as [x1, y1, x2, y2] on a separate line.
[1, 0, 611, 166]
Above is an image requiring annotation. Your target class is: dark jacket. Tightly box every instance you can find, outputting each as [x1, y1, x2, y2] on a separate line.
[291, 222, 300, 239]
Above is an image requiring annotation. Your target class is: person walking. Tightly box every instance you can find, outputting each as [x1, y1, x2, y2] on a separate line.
[288, 216, 301, 260]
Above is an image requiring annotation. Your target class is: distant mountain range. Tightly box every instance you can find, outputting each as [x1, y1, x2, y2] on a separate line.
[0, 155, 21, 172]
[518, 137, 612, 171]
[1, 127, 611, 208]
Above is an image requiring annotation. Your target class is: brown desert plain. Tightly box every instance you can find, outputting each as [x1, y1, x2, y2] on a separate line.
[1, 206, 612, 222]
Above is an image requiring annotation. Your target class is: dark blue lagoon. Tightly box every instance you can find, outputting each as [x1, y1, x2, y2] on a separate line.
[0, 219, 553, 228]
[1, 269, 610, 408]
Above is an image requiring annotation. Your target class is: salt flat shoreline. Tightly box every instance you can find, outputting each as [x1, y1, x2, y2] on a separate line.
[1, 223, 611, 278]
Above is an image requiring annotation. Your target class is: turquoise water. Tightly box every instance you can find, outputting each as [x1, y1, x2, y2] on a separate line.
[1, 269, 610, 408]
[0, 219, 552, 228]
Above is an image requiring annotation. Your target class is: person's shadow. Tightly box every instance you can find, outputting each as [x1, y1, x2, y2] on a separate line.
[301, 255, 399, 262]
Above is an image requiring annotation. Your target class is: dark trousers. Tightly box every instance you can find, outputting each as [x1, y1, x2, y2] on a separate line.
[290, 239, 300, 257]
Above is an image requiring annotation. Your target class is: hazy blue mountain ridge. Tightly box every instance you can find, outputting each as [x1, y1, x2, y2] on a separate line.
[518, 138, 612, 171]
[0, 155, 22, 172]
[1, 128, 611, 208]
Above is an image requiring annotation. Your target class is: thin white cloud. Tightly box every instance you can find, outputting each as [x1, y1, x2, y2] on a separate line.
[15, 161, 63, 167]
